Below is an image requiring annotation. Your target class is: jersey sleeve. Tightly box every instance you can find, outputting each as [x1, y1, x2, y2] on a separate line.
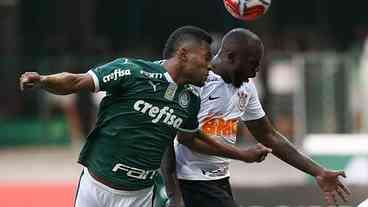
[177, 94, 200, 133]
[240, 82, 266, 121]
[87, 58, 135, 92]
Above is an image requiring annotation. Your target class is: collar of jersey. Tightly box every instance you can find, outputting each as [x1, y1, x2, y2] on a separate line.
[153, 59, 175, 84]
[164, 72, 175, 83]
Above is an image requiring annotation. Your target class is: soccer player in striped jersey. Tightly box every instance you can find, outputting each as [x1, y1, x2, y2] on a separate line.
[163, 28, 351, 207]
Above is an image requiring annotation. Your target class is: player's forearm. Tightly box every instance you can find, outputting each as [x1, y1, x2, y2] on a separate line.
[189, 132, 246, 161]
[177, 131, 248, 161]
[40, 72, 90, 95]
[259, 130, 325, 177]
[160, 142, 178, 202]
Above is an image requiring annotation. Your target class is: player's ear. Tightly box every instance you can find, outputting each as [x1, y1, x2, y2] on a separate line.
[227, 51, 235, 64]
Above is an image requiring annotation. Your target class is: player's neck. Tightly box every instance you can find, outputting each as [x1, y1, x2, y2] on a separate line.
[212, 65, 227, 81]
[211, 66, 222, 77]
[162, 59, 186, 85]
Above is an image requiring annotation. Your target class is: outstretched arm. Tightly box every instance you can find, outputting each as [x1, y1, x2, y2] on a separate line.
[20, 72, 95, 94]
[245, 116, 351, 205]
[176, 130, 271, 163]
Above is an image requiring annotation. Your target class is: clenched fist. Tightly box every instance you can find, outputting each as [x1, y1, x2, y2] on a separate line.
[19, 72, 43, 91]
[241, 143, 272, 163]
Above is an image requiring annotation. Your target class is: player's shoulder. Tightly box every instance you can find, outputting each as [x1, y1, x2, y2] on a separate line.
[240, 78, 258, 94]
[108, 58, 136, 67]
[134, 59, 165, 71]
[95, 58, 140, 73]
[111, 58, 168, 77]
[245, 79, 257, 88]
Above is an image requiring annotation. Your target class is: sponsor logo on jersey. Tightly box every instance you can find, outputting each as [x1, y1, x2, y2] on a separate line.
[201, 166, 229, 177]
[148, 80, 160, 92]
[112, 163, 157, 180]
[153, 59, 166, 65]
[140, 70, 163, 79]
[102, 69, 131, 83]
[164, 83, 177, 101]
[133, 100, 183, 128]
[201, 117, 238, 143]
[178, 91, 190, 108]
[208, 95, 220, 101]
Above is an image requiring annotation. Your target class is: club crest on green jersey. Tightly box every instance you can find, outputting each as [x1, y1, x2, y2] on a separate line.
[178, 91, 190, 108]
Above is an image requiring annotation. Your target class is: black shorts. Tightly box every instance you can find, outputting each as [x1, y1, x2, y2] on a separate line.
[178, 178, 238, 207]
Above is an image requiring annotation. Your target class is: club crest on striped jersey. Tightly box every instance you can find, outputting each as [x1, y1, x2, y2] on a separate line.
[238, 91, 248, 111]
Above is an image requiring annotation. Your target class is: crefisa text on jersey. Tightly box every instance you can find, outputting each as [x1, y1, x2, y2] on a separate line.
[102, 69, 131, 83]
[133, 100, 183, 128]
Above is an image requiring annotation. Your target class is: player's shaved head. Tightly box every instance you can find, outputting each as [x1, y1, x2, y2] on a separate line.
[221, 28, 263, 60]
[212, 28, 264, 87]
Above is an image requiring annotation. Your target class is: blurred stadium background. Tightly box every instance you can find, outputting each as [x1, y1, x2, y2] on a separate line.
[1, 0, 368, 206]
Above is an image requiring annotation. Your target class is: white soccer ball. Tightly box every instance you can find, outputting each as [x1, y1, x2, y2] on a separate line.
[223, 0, 271, 21]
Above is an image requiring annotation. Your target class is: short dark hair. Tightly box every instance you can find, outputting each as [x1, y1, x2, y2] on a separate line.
[163, 26, 213, 59]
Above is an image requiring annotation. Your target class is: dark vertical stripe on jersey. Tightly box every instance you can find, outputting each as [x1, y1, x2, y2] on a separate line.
[73, 170, 84, 207]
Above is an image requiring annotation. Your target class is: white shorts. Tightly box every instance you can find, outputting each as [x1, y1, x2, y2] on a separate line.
[359, 198, 368, 207]
[75, 168, 154, 207]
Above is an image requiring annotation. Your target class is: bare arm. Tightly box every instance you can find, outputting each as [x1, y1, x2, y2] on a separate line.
[245, 116, 324, 176]
[20, 72, 95, 94]
[160, 141, 183, 207]
[245, 116, 351, 205]
[176, 130, 271, 163]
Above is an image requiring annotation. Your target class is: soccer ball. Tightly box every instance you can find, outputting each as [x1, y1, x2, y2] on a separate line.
[223, 0, 271, 21]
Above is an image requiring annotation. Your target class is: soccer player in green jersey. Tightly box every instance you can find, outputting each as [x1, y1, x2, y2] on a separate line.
[19, 26, 272, 207]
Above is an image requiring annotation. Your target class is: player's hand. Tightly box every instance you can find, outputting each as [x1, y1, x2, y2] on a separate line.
[241, 143, 272, 163]
[315, 170, 351, 206]
[19, 72, 43, 91]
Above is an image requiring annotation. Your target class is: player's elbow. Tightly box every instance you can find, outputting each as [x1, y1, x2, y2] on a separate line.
[176, 132, 195, 147]
[177, 136, 192, 146]
[69, 73, 95, 93]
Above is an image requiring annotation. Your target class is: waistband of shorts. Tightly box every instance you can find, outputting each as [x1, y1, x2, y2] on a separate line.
[83, 167, 153, 196]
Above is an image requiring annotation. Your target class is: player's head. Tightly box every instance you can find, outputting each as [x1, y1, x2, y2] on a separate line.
[163, 26, 213, 87]
[212, 28, 264, 87]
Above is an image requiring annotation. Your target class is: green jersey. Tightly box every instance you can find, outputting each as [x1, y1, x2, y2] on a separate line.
[78, 58, 200, 190]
